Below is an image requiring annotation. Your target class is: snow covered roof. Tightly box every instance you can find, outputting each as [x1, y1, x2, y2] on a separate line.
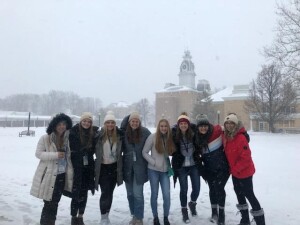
[210, 85, 249, 102]
[156, 85, 199, 93]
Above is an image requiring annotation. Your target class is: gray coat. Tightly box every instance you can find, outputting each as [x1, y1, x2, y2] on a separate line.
[122, 126, 151, 185]
[142, 133, 168, 173]
[94, 128, 123, 190]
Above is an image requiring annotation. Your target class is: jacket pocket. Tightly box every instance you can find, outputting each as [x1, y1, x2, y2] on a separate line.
[40, 167, 47, 183]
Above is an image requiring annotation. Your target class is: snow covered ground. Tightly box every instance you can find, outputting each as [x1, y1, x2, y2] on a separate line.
[0, 127, 299, 225]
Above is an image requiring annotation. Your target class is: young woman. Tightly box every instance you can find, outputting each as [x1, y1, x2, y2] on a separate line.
[30, 113, 73, 225]
[142, 119, 175, 225]
[194, 114, 230, 225]
[223, 113, 265, 225]
[94, 111, 124, 225]
[121, 112, 151, 225]
[171, 113, 201, 224]
[69, 112, 98, 225]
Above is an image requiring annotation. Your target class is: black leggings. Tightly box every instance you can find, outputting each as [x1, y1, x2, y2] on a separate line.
[99, 163, 117, 214]
[40, 173, 65, 224]
[70, 168, 90, 216]
[207, 170, 230, 207]
[70, 189, 88, 216]
[232, 176, 261, 211]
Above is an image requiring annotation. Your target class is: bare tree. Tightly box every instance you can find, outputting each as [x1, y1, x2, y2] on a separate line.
[264, 0, 300, 84]
[135, 98, 151, 127]
[245, 64, 297, 132]
[192, 91, 216, 123]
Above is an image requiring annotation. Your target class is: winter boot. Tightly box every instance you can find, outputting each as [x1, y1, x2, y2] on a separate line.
[153, 216, 160, 225]
[181, 207, 190, 223]
[129, 216, 136, 225]
[188, 201, 197, 216]
[163, 216, 170, 225]
[135, 219, 144, 225]
[250, 208, 265, 225]
[101, 213, 111, 225]
[210, 204, 218, 223]
[71, 216, 78, 225]
[77, 217, 85, 225]
[236, 204, 250, 225]
[218, 206, 225, 225]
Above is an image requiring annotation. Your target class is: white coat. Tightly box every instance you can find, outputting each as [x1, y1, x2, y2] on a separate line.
[30, 133, 73, 201]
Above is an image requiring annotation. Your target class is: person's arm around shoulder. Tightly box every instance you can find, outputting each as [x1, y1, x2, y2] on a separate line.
[35, 135, 59, 161]
[142, 133, 155, 166]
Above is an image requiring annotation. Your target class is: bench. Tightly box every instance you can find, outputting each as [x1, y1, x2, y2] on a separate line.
[19, 130, 35, 137]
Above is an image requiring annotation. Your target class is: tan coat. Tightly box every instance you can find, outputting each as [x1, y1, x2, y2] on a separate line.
[30, 133, 73, 201]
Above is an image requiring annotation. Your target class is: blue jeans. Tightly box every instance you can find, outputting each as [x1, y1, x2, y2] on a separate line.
[148, 168, 171, 217]
[178, 165, 200, 207]
[125, 174, 144, 220]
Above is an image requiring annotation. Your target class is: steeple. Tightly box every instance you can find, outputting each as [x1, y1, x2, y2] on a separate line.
[178, 50, 196, 89]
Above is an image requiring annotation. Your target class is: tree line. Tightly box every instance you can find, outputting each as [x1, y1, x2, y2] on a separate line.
[0, 90, 155, 127]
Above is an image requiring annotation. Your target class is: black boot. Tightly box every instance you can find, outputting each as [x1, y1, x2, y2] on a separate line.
[236, 204, 250, 225]
[250, 209, 265, 225]
[188, 201, 197, 216]
[77, 217, 85, 225]
[210, 204, 218, 223]
[163, 216, 170, 225]
[181, 208, 190, 223]
[218, 206, 225, 225]
[71, 217, 78, 225]
[154, 216, 161, 225]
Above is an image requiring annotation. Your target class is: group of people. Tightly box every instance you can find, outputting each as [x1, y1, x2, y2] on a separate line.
[30, 110, 266, 225]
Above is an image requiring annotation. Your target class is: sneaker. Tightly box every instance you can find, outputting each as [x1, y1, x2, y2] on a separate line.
[188, 201, 197, 216]
[153, 216, 160, 225]
[181, 208, 190, 224]
[164, 216, 170, 225]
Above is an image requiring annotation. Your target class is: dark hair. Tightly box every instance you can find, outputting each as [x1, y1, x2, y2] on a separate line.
[46, 113, 73, 135]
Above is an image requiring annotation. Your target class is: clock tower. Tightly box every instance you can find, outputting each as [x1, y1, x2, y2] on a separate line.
[178, 50, 196, 89]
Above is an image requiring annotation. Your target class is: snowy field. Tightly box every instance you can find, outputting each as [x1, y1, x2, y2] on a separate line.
[0, 127, 299, 225]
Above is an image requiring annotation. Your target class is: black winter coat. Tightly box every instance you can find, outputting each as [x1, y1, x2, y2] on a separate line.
[67, 124, 99, 199]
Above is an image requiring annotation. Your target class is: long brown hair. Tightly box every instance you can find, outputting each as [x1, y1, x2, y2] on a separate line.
[79, 122, 95, 148]
[155, 119, 175, 155]
[126, 123, 141, 144]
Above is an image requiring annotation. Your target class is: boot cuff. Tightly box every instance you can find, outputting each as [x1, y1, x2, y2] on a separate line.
[250, 208, 264, 217]
[236, 203, 249, 210]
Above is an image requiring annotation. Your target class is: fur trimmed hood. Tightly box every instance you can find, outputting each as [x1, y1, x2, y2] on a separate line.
[46, 113, 73, 135]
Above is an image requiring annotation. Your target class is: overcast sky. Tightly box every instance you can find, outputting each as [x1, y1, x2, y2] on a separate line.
[0, 0, 279, 106]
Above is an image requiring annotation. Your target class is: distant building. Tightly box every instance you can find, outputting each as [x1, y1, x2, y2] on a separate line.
[155, 50, 204, 125]
[210, 85, 300, 132]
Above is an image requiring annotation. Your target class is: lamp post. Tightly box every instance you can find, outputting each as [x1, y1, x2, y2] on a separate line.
[98, 113, 101, 127]
[217, 110, 220, 124]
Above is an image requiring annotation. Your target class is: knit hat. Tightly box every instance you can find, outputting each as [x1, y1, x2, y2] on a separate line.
[177, 114, 190, 125]
[129, 111, 140, 122]
[224, 114, 238, 125]
[196, 114, 210, 126]
[103, 111, 116, 123]
[80, 112, 93, 122]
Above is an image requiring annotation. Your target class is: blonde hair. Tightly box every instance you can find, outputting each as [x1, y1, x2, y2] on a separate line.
[155, 119, 175, 155]
[102, 123, 117, 144]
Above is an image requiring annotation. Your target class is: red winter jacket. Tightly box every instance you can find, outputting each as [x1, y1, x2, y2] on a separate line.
[222, 126, 255, 179]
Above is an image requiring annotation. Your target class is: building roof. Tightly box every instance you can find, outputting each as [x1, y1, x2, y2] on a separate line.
[210, 85, 249, 103]
[156, 85, 199, 93]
